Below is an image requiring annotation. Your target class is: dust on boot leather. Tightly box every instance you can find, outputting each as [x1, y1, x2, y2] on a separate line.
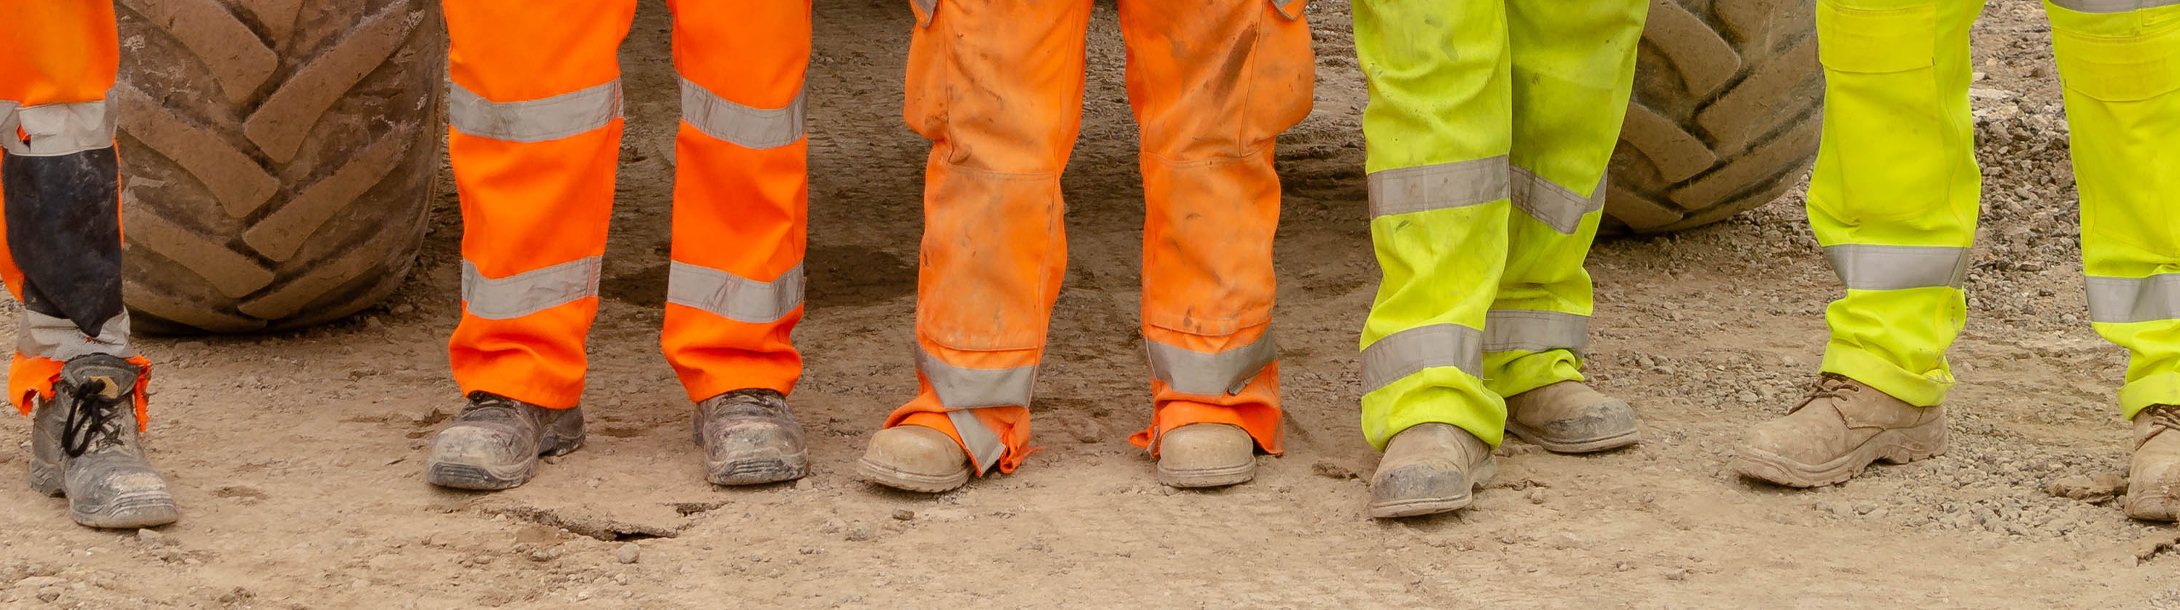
[1369, 423, 1497, 519]
[2127, 405, 2180, 521]
[1732, 374, 1946, 488]
[30, 354, 177, 529]
[1155, 423, 1256, 488]
[424, 392, 584, 490]
[694, 389, 808, 486]
[1503, 381, 1641, 453]
[858, 424, 970, 493]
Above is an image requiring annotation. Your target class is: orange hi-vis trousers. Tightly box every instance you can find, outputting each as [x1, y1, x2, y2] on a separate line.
[882, 0, 1314, 474]
[1, 0, 151, 425]
[444, 0, 810, 409]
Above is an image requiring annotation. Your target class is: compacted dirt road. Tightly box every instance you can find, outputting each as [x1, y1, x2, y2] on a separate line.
[2, 0, 2177, 608]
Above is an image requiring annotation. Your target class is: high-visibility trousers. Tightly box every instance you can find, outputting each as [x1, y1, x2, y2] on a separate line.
[0, 0, 151, 426]
[880, 0, 1314, 474]
[1350, 0, 1647, 450]
[1808, 0, 2180, 421]
[443, 0, 810, 409]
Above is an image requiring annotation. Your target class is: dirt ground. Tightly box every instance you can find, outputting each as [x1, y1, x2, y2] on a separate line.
[2, 0, 2177, 608]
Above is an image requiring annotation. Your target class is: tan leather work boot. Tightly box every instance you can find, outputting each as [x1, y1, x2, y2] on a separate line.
[2126, 405, 2180, 521]
[1504, 381, 1641, 453]
[1731, 374, 1946, 487]
[857, 425, 971, 493]
[1155, 423, 1256, 488]
[1368, 423, 1497, 519]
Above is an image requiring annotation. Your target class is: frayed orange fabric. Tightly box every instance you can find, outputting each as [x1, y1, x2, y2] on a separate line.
[11, 354, 151, 431]
[892, 409, 1041, 475]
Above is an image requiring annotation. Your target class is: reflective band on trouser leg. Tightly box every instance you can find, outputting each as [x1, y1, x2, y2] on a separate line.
[1805, 0, 1983, 408]
[443, 0, 637, 409]
[2047, 0, 2180, 419]
[882, 0, 1090, 475]
[1355, 0, 1514, 450]
[659, 0, 810, 401]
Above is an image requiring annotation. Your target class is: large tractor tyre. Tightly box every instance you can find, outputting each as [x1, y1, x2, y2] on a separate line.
[113, 0, 443, 334]
[1605, 0, 1823, 234]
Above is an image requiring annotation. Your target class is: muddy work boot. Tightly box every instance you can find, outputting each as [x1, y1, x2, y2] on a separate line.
[424, 392, 584, 490]
[858, 425, 971, 493]
[1154, 423, 1258, 488]
[1503, 381, 1641, 453]
[1369, 423, 1497, 519]
[1731, 374, 1945, 487]
[29, 354, 179, 529]
[2126, 405, 2180, 521]
[694, 389, 808, 486]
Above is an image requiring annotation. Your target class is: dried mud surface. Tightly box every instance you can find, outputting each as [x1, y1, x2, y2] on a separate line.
[1, 0, 2176, 608]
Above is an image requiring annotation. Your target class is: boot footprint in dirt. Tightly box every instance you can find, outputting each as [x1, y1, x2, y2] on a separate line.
[29, 354, 178, 529]
[695, 389, 808, 486]
[424, 392, 584, 490]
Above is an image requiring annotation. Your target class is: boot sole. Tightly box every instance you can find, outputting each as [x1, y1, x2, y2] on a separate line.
[1369, 459, 1498, 519]
[1157, 461, 1256, 489]
[856, 457, 969, 493]
[425, 430, 584, 491]
[1504, 422, 1642, 454]
[1731, 428, 1947, 488]
[706, 452, 810, 486]
[30, 458, 179, 528]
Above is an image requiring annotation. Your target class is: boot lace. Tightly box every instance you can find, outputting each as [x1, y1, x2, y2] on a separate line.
[60, 378, 130, 457]
[457, 393, 522, 421]
[2146, 405, 2180, 433]
[1788, 374, 1860, 415]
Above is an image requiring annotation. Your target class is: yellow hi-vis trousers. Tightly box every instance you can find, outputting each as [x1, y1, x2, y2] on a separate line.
[1810, 0, 2180, 420]
[1352, 0, 1647, 449]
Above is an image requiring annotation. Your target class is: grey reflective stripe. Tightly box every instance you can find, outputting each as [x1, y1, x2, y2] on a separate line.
[1367, 156, 1511, 217]
[2049, 0, 2180, 12]
[1823, 244, 1970, 291]
[1360, 324, 1483, 394]
[460, 257, 602, 320]
[946, 410, 1007, 474]
[2085, 274, 2180, 324]
[16, 311, 132, 360]
[1484, 309, 1589, 354]
[914, 346, 1036, 410]
[1510, 167, 1606, 235]
[0, 100, 115, 156]
[448, 80, 621, 143]
[665, 262, 804, 324]
[1145, 331, 1277, 396]
[680, 78, 805, 150]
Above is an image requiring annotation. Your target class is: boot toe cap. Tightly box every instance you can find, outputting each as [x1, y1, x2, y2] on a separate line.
[1155, 424, 1257, 488]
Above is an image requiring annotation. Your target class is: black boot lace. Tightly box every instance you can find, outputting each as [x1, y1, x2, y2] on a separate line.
[60, 378, 129, 458]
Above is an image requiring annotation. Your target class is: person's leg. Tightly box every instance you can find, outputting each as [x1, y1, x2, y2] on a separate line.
[663, 0, 813, 486]
[1733, 0, 1983, 487]
[426, 0, 635, 489]
[1351, 0, 1513, 517]
[0, 0, 174, 528]
[857, 0, 1091, 492]
[1491, 0, 1647, 454]
[1115, 0, 1312, 488]
[2040, 0, 2180, 521]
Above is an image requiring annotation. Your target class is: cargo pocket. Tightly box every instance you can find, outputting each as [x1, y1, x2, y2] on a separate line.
[902, 0, 948, 140]
[1809, 0, 1955, 223]
[1816, 0, 1936, 74]
[1247, 0, 1315, 144]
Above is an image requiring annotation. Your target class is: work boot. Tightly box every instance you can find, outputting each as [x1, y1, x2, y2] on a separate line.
[424, 392, 584, 490]
[1731, 374, 1946, 488]
[2126, 405, 2180, 521]
[1503, 381, 1641, 453]
[29, 354, 178, 529]
[1368, 423, 1497, 519]
[694, 389, 808, 486]
[1155, 423, 1256, 488]
[857, 425, 970, 493]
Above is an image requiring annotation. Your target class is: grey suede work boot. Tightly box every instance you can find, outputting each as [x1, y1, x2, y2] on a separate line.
[2126, 405, 2180, 522]
[694, 389, 808, 486]
[424, 392, 584, 490]
[29, 354, 179, 529]
[858, 425, 971, 493]
[1368, 423, 1498, 519]
[1731, 374, 1946, 488]
[1503, 381, 1641, 453]
[1155, 423, 1258, 488]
